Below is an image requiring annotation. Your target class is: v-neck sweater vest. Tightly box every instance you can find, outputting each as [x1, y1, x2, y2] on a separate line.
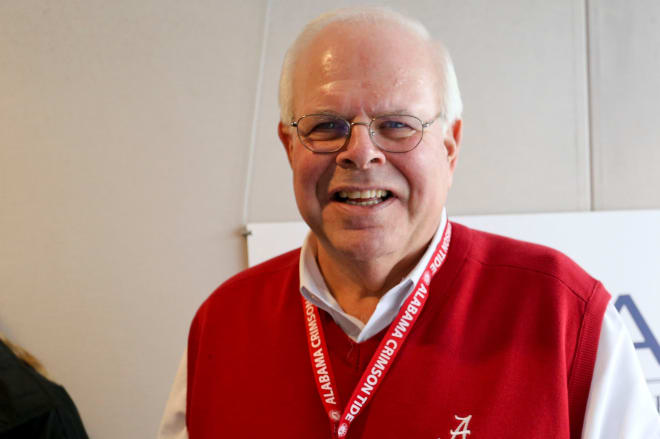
[186, 222, 610, 438]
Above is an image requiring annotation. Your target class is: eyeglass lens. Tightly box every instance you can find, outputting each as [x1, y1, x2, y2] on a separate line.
[296, 114, 424, 153]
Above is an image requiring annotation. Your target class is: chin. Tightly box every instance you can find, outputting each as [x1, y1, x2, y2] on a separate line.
[324, 229, 398, 261]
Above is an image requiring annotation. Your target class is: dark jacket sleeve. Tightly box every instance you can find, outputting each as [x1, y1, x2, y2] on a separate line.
[0, 341, 89, 439]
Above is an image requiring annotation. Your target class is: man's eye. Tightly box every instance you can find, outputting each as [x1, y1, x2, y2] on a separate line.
[377, 119, 417, 138]
[311, 122, 338, 131]
[304, 120, 346, 140]
[380, 121, 409, 129]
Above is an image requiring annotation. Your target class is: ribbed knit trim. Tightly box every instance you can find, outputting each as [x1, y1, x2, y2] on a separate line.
[568, 281, 610, 438]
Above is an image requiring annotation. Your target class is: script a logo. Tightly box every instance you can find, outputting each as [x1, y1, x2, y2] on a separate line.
[439, 414, 472, 439]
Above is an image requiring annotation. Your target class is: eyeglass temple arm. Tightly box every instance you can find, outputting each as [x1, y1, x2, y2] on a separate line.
[422, 112, 446, 128]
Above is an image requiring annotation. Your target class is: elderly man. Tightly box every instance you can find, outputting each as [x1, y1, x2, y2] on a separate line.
[160, 7, 660, 439]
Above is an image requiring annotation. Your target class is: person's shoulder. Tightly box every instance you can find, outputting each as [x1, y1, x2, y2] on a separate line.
[222, 247, 301, 290]
[0, 340, 89, 438]
[190, 248, 302, 336]
[196, 248, 301, 313]
[453, 222, 601, 303]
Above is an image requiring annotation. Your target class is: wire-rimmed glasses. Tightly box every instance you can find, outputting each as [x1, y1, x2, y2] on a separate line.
[289, 113, 443, 153]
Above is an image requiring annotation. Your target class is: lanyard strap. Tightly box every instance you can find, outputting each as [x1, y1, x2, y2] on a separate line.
[302, 222, 452, 438]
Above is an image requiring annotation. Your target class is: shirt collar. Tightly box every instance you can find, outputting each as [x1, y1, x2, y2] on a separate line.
[299, 208, 448, 342]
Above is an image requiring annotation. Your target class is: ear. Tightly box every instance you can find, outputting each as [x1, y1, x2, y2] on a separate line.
[278, 121, 294, 168]
[443, 118, 462, 173]
[442, 118, 462, 188]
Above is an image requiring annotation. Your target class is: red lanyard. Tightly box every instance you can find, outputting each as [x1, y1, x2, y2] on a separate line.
[302, 222, 452, 438]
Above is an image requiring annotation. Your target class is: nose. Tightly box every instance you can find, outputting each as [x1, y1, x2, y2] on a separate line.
[336, 121, 386, 169]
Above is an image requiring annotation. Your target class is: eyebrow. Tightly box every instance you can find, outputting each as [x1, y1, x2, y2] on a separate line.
[384, 109, 413, 115]
[307, 109, 346, 117]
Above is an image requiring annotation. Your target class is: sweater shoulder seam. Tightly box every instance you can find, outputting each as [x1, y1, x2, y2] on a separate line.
[221, 256, 299, 290]
[464, 254, 595, 304]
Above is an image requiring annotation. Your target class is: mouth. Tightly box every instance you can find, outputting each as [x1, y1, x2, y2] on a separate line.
[332, 189, 393, 206]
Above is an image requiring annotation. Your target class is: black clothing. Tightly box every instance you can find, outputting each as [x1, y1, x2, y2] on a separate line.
[0, 340, 88, 439]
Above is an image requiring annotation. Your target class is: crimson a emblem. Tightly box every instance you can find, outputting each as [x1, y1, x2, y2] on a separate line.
[337, 422, 349, 437]
[423, 271, 431, 285]
[329, 410, 341, 421]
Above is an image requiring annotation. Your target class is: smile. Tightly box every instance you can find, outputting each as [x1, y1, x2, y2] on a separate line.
[334, 189, 392, 206]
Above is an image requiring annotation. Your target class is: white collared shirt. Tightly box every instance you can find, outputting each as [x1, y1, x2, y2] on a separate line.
[158, 211, 660, 439]
[299, 208, 448, 343]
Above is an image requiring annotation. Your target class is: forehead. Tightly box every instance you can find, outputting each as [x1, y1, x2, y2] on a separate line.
[292, 22, 439, 116]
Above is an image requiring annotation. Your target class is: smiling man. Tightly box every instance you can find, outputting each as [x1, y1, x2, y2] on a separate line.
[159, 7, 660, 439]
[278, 16, 461, 326]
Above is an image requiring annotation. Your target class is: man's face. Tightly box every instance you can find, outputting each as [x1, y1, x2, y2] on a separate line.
[279, 22, 461, 264]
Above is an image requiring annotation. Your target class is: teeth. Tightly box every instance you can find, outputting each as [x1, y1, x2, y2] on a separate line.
[338, 190, 389, 199]
[337, 189, 390, 204]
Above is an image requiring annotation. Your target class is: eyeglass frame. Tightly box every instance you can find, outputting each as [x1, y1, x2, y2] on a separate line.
[288, 112, 445, 154]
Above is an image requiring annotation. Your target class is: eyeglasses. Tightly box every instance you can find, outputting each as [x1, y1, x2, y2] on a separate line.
[289, 113, 443, 153]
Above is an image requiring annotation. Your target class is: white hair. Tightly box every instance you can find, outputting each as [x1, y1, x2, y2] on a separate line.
[278, 6, 463, 126]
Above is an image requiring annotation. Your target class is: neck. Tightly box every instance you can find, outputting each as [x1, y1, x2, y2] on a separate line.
[315, 237, 429, 324]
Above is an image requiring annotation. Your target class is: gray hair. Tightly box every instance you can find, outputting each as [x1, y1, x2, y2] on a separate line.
[278, 6, 463, 126]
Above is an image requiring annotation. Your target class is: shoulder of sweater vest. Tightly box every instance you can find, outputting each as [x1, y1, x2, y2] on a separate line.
[451, 222, 606, 304]
[201, 247, 301, 306]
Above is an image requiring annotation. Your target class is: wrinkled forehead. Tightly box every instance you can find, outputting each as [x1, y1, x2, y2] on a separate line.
[292, 22, 439, 117]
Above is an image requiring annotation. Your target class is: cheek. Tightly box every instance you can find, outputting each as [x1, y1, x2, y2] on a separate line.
[400, 152, 450, 209]
[292, 153, 334, 205]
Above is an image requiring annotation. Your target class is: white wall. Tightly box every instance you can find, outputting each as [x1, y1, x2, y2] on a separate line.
[589, 0, 660, 208]
[1, 1, 658, 438]
[1, 1, 267, 437]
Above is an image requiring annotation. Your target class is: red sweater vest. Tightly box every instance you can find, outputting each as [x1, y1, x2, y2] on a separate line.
[187, 223, 610, 438]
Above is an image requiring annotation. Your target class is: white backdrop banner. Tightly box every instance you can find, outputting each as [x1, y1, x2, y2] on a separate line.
[247, 210, 660, 409]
